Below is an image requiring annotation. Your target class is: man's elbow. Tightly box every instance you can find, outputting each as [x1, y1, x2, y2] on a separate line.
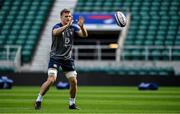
[53, 30, 59, 36]
[80, 33, 88, 38]
[83, 34, 88, 38]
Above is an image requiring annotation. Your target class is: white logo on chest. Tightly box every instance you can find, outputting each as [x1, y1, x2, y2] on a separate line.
[65, 37, 70, 45]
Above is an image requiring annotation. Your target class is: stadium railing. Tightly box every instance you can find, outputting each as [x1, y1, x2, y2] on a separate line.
[0, 45, 21, 72]
[1, 45, 179, 75]
[73, 45, 178, 75]
[73, 45, 180, 61]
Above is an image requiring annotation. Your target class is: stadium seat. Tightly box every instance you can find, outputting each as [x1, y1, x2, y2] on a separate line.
[75, 0, 122, 13]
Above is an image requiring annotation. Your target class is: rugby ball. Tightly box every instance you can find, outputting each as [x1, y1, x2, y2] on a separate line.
[114, 11, 127, 27]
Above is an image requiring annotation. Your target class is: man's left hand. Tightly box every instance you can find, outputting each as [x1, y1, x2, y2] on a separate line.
[78, 16, 84, 27]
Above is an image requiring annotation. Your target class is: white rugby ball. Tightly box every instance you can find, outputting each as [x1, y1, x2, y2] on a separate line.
[114, 11, 127, 27]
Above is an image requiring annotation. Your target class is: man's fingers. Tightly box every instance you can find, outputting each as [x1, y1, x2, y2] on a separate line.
[68, 19, 74, 26]
[78, 16, 85, 27]
[79, 16, 84, 22]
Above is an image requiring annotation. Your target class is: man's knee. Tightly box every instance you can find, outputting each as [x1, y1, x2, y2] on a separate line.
[65, 71, 77, 79]
[65, 71, 77, 86]
[48, 76, 56, 82]
[70, 77, 77, 84]
[47, 68, 57, 85]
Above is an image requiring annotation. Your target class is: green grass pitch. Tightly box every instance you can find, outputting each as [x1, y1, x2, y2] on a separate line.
[0, 86, 180, 114]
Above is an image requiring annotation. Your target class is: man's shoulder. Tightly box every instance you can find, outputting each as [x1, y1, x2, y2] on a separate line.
[53, 23, 62, 29]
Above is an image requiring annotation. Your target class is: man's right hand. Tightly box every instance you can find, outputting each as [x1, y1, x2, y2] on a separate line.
[67, 19, 74, 27]
[53, 19, 74, 36]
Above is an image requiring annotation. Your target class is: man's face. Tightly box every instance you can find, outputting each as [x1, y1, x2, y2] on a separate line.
[61, 12, 72, 25]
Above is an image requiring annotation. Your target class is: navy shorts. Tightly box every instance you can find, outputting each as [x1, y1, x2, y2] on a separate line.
[48, 58, 75, 72]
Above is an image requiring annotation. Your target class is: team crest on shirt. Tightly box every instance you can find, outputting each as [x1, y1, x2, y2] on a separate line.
[70, 31, 73, 35]
[53, 64, 57, 68]
[65, 37, 70, 44]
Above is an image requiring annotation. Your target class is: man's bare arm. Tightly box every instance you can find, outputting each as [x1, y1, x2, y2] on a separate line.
[78, 26, 88, 38]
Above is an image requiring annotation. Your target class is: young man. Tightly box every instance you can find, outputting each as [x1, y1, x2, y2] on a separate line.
[35, 9, 88, 110]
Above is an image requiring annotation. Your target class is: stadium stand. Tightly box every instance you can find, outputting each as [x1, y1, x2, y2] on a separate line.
[0, 0, 53, 63]
[123, 0, 180, 60]
[74, 0, 180, 61]
[73, 0, 179, 75]
[75, 0, 123, 13]
[0, 0, 179, 76]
